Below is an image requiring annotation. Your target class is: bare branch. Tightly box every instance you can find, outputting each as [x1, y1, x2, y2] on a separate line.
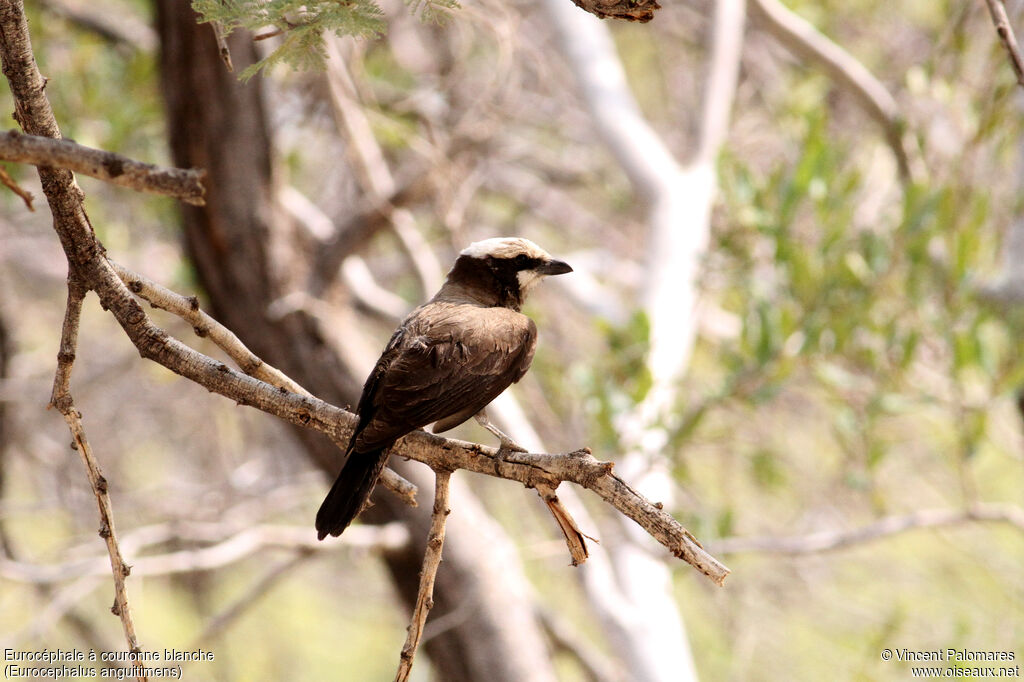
[536, 482, 590, 566]
[983, 0, 1024, 89]
[749, 0, 923, 183]
[0, 523, 410, 584]
[706, 504, 1024, 555]
[323, 39, 443, 297]
[0, 163, 32, 209]
[38, 0, 155, 52]
[0, 130, 205, 204]
[536, 606, 620, 682]
[380, 467, 420, 506]
[47, 277, 146, 682]
[395, 469, 451, 682]
[210, 21, 234, 72]
[566, 0, 660, 23]
[110, 261, 312, 396]
[396, 442, 730, 585]
[192, 552, 312, 646]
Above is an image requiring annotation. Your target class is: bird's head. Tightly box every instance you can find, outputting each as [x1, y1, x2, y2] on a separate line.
[444, 237, 572, 309]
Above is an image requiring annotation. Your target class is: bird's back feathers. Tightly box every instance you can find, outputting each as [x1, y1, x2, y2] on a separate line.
[353, 300, 537, 450]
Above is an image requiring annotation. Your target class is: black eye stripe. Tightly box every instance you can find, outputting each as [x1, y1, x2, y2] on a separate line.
[486, 254, 541, 270]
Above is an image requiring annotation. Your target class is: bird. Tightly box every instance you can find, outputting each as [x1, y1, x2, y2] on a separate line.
[316, 237, 573, 540]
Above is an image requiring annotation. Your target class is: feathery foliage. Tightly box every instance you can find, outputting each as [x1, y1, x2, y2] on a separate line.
[191, 0, 455, 81]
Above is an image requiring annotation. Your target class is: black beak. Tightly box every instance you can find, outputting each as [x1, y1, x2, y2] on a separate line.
[538, 259, 573, 276]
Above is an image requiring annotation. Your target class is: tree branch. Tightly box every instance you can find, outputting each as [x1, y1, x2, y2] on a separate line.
[0, 523, 410, 583]
[749, 0, 923, 183]
[706, 503, 1024, 555]
[536, 606, 620, 682]
[395, 469, 451, 682]
[38, 0, 156, 53]
[983, 0, 1024, 89]
[191, 552, 312, 646]
[210, 21, 233, 72]
[566, 0, 660, 23]
[0, 162, 32, 208]
[110, 261, 312, 396]
[46, 277, 146, 682]
[0, 130, 206, 204]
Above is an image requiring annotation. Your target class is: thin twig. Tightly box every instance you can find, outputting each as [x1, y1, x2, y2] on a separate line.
[0, 163, 32, 209]
[211, 21, 233, 72]
[536, 482, 589, 566]
[749, 0, 922, 183]
[536, 606, 620, 682]
[395, 469, 451, 682]
[706, 503, 1024, 555]
[110, 261, 311, 396]
[191, 551, 313, 647]
[1, 522, 410, 583]
[984, 0, 1024, 88]
[38, 0, 156, 53]
[393, 466, 450, 679]
[0, 130, 206, 204]
[323, 39, 444, 297]
[253, 27, 284, 41]
[47, 277, 146, 682]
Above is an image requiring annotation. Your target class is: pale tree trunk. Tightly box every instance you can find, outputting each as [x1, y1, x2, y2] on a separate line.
[152, 4, 557, 680]
[538, 1, 747, 680]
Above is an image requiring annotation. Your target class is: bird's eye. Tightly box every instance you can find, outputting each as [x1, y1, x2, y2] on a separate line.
[514, 254, 529, 267]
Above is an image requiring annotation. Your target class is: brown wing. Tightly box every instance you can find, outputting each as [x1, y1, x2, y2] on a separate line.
[352, 302, 537, 452]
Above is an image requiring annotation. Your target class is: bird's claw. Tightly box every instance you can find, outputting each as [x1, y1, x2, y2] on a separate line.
[493, 439, 527, 474]
[496, 440, 527, 459]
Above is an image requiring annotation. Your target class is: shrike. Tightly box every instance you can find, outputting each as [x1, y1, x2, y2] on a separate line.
[316, 237, 572, 539]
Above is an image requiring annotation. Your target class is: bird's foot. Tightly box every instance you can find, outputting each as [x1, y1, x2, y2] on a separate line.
[474, 410, 529, 460]
[491, 434, 529, 475]
[495, 435, 528, 459]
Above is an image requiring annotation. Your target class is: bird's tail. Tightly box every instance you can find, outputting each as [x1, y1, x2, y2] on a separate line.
[316, 447, 389, 540]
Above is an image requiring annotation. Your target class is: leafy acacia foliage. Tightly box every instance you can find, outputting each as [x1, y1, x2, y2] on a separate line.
[191, 0, 456, 80]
